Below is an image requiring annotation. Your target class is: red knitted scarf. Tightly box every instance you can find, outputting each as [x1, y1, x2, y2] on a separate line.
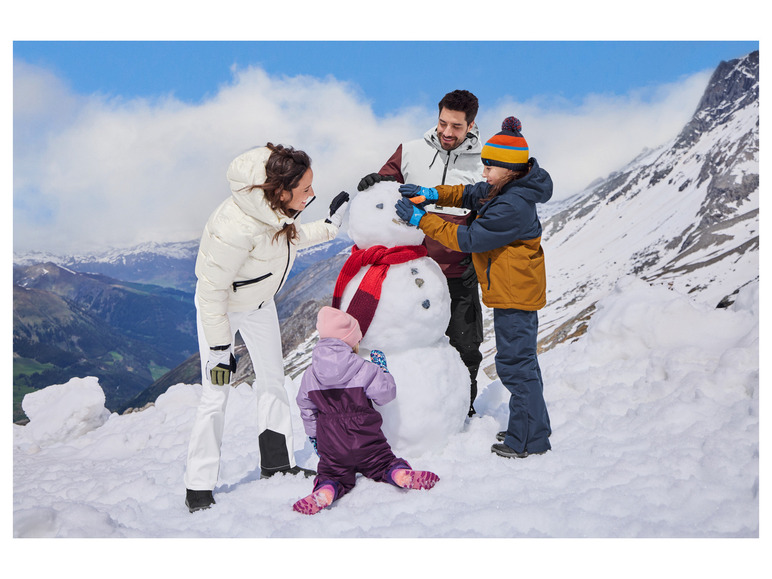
[332, 244, 428, 336]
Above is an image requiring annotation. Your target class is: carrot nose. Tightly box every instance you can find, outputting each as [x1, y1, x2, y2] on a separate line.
[409, 196, 426, 205]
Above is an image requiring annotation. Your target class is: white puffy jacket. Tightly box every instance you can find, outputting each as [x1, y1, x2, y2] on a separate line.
[195, 146, 338, 347]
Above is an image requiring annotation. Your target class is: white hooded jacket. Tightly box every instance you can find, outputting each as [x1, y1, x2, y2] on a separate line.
[195, 146, 338, 347]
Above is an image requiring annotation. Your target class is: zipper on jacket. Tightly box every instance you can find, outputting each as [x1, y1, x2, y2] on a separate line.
[441, 150, 450, 185]
[486, 258, 492, 291]
[274, 237, 292, 295]
[232, 272, 273, 292]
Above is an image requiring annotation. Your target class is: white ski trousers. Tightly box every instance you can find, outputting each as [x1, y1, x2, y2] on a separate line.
[184, 298, 295, 491]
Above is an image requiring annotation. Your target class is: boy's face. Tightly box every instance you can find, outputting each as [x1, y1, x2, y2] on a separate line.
[436, 108, 473, 151]
[483, 164, 514, 185]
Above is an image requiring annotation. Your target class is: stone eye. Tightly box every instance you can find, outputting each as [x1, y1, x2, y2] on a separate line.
[376, 203, 384, 209]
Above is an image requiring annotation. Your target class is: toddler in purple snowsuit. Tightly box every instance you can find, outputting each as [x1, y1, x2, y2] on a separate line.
[293, 306, 439, 515]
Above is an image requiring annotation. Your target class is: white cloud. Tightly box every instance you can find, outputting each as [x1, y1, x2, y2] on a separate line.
[477, 70, 712, 197]
[13, 60, 711, 254]
[13, 63, 428, 253]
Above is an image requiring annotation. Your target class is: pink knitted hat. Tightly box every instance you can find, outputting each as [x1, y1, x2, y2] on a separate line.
[316, 306, 362, 348]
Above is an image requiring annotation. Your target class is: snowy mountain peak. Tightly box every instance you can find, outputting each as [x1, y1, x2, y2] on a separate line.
[674, 51, 758, 152]
[539, 51, 758, 347]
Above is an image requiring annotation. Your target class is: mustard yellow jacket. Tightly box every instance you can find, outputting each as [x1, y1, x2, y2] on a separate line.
[416, 159, 553, 310]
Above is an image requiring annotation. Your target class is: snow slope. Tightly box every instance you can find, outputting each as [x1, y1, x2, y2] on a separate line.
[13, 280, 759, 546]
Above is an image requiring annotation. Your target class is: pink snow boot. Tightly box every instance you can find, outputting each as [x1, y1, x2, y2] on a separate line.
[292, 484, 335, 515]
[391, 469, 440, 490]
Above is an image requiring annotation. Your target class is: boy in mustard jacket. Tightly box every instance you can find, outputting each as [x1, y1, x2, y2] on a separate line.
[395, 117, 552, 459]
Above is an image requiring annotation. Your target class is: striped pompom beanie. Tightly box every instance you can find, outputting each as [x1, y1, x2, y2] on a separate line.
[481, 116, 530, 171]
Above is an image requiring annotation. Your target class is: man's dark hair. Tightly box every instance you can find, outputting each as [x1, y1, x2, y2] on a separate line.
[438, 90, 479, 124]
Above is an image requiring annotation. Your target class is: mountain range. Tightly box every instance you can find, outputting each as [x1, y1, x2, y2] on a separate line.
[12, 51, 759, 423]
[12, 264, 198, 420]
[12, 236, 353, 421]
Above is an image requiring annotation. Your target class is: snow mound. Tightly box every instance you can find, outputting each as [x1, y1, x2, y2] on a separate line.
[20, 376, 111, 449]
[12, 279, 758, 540]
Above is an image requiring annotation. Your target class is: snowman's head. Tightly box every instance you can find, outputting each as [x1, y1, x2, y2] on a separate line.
[348, 181, 425, 249]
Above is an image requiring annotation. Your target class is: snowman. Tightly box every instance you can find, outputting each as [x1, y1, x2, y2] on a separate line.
[332, 181, 469, 456]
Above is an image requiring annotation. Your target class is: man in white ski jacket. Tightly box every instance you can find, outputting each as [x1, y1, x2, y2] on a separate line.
[358, 89, 485, 416]
[185, 144, 349, 512]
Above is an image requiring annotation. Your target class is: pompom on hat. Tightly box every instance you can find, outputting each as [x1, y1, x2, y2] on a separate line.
[481, 116, 530, 171]
[316, 306, 362, 348]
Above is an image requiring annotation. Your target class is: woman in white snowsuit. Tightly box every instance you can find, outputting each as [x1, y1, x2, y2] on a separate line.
[185, 143, 350, 513]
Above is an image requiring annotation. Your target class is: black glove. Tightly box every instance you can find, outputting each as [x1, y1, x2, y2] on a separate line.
[460, 256, 478, 288]
[357, 173, 396, 191]
[325, 191, 350, 227]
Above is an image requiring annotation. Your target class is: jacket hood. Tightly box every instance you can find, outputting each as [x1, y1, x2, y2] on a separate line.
[309, 338, 366, 386]
[226, 146, 296, 229]
[424, 123, 482, 156]
[502, 158, 553, 204]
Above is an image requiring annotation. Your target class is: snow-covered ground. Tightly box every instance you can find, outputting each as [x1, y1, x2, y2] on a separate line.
[11, 277, 761, 573]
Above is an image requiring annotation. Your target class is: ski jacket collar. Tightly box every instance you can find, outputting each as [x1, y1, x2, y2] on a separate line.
[423, 123, 482, 159]
[226, 146, 296, 230]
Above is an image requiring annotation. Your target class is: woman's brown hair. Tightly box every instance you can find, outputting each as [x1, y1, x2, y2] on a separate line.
[258, 142, 312, 243]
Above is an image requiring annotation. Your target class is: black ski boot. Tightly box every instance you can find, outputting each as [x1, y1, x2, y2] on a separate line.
[491, 443, 547, 459]
[185, 489, 215, 513]
[491, 443, 529, 459]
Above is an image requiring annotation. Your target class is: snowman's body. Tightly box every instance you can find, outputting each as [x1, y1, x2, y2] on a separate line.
[337, 182, 468, 456]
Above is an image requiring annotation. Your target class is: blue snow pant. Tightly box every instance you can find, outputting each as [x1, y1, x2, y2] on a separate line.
[494, 308, 551, 455]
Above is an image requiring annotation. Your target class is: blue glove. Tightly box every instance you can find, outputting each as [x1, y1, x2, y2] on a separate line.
[395, 197, 426, 227]
[399, 184, 438, 207]
[370, 350, 389, 373]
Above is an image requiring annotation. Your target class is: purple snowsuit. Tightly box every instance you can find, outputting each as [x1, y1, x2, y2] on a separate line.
[296, 338, 410, 501]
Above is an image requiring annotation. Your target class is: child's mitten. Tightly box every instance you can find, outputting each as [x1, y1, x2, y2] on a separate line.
[399, 184, 438, 207]
[395, 197, 426, 227]
[370, 349, 389, 373]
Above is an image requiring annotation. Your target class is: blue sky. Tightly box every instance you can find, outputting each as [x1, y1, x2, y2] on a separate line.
[10, 12, 761, 254]
[13, 41, 759, 116]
